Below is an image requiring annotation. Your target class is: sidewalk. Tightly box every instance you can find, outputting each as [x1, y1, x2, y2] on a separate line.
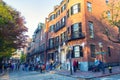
[0, 71, 5, 76]
[55, 66, 120, 79]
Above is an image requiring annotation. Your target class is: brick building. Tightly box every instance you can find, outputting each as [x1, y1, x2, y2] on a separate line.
[27, 0, 120, 71]
[45, 0, 120, 71]
[27, 23, 46, 64]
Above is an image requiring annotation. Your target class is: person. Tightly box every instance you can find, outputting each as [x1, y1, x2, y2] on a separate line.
[73, 60, 77, 72]
[38, 63, 42, 73]
[100, 61, 105, 74]
[50, 60, 53, 70]
[46, 61, 49, 71]
[76, 60, 79, 70]
[108, 65, 112, 73]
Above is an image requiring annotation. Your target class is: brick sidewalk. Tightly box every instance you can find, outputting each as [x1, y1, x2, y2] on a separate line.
[55, 66, 120, 79]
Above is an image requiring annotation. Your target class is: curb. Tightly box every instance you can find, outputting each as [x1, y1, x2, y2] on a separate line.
[55, 71, 120, 79]
[92, 72, 120, 79]
[55, 72, 78, 79]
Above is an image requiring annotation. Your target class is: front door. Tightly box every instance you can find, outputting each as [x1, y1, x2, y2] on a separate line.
[61, 50, 66, 63]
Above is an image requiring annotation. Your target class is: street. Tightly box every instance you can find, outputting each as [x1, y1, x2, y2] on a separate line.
[92, 74, 120, 80]
[0, 70, 120, 80]
[0, 71, 78, 80]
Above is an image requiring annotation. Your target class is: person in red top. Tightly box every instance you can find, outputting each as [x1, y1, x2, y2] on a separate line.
[73, 60, 77, 72]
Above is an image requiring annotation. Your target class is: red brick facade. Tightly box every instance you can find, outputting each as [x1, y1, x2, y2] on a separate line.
[27, 0, 120, 71]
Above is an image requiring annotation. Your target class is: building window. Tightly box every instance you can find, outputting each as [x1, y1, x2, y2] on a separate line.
[61, 16, 66, 27]
[74, 46, 80, 58]
[61, 4, 66, 13]
[90, 44, 96, 57]
[64, 31, 67, 41]
[71, 23, 82, 38]
[56, 10, 60, 18]
[71, 3, 80, 15]
[49, 14, 55, 21]
[107, 47, 111, 57]
[73, 46, 83, 58]
[49, 25, 55, 32]
[88, 21, 94, 38]
[49, 38, 54, 48]
[106, 0, 109, 4]
[107, 11, 111, 19]
[87, 2, 92, 12]
[55, 36, 59, 47]
[55, 21, 60, 31]
[61, 32, 65, 43]
[67, 0, 69, 3]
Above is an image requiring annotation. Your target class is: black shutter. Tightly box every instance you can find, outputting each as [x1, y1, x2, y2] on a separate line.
[80, 46, 83, 57]
[79, 23, 82, 33]
[64, 16, 66, 25]
[78, 3, 80, 12]
[71, 46, 74, 58]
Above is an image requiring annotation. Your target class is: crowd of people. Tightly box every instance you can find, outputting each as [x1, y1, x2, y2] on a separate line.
[0, 59, 113, 75]
[0, 59, 57, 74]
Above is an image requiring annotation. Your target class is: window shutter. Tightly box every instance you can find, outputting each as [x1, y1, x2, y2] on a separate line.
[80, 46, 83, 57]
[71, 47, 74, 58]
[71, 6, 73, 15]
[64, 16, 66, 25]
[79, 23, 82, 32]
[78, 3, 80, 12]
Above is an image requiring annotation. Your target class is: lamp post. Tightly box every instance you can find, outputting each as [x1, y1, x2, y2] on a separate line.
[68, 46, 73, 75]
[98, 42, 103, 62]
[98, 42, 105, 74]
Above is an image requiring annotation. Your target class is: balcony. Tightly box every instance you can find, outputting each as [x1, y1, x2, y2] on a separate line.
[54, 23, 66, 32]
[68, 32, 85, 41]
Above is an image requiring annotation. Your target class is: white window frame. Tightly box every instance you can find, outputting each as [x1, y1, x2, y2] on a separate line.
[87, 2, 92, 12]
[88, 21, 94, 38]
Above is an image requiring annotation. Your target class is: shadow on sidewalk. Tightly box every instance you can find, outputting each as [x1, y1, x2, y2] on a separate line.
[55, 66, 120, 79]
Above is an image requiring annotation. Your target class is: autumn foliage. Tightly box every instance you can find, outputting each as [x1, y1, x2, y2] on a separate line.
[0, 1, 28, 58]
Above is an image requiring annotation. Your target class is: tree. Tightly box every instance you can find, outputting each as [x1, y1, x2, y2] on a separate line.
[101, 0, 120, 43]
[0, 1, 28, 59]
[20, 53, 26, 62]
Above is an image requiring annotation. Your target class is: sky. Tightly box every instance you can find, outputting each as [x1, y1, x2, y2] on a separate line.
[3, 0, 62, 38]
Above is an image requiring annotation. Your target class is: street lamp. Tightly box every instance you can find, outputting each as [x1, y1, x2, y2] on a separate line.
[68, 46, 73, 75]
[98, 42, 103, 62]
[98, 42, 105, 74]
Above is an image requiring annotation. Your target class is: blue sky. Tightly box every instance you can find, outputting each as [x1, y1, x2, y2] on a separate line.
[3, 0, 62, 38]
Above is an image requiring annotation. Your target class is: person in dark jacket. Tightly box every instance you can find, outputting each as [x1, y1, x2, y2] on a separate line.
[73, 60, 77, 72]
